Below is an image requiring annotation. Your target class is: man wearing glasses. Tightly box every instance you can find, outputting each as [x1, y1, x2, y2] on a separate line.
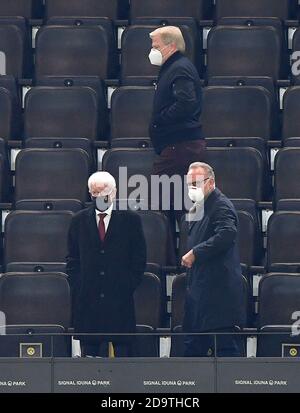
[182, 162, 246, 357]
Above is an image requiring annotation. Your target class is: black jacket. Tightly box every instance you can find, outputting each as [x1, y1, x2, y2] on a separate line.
[66, 207, 147, 343]
[183, 188, 246, 333]
[149, 51, 203, 155]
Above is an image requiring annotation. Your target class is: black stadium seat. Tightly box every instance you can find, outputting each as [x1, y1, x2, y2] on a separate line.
[15, 148, 90, 211]
[121, 25, 199, 85]
[110, 86, 155, 144]
[0, 18, 32, 78]
[35, 76, 109, 139]
[205, 148, 265, 202]
[137, 211, 176, 325]
[0, 87, 21, 140]
[0, 272, 71, 357]
[24, 87, 99, 140]
[217, 17, 289, 79]
[4, 211, 73, 272]
[207, 76, 279, 139]
[257, 273, 300, 357]
[282, 88, 300, 142]
[267, 212, 300, 273]
[170, 272, 187, 357]
[130, 0, 213, 20]
[45, 0, 122, 20]
[35, 25, 117, 79]
[207, 26, 281, 80]
[215, 0, 297, 20]
[46, 17, 118, 76]
[134, 272, 161, 356]
[202, 86, 272, 140]
[0, 0, 43, 19]
[274, 148, 300, 207]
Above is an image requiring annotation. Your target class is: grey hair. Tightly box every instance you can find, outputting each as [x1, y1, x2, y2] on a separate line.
[88, 171, 116, 190]
[188, 162, 215, 181]
[149, 26, 186, 53]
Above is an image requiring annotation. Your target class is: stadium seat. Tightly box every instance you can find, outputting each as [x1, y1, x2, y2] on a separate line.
[24, 86, 100, 140]
[45, 0, 123, 20]
[15, 148, 90, 211]
[205, 148, 265, 202]
[46, 17, 118, 76]
[0, 18, 32, 78]
[35, 25, 117, 79]
[130, 0, 213, 20]
[257, 273, 300, 357]
[216, 17, 289, 79]
[202, 86, 272, 140]
[137, 211, 176, 325]
[0, 0, 43, 18]
[207, 26, 281, 80]
[4, 211, 73, 272]
[35, 76, 109, 139]
[102, 148, 155, 210]
[267, 212, 300, 273]
[274, 148, 300, 207]
[110, 86, 155, 144]
[121, 25, 200, 85]
[0, 87, 21, 140]
[215, 0, 297, 20]
[134, 272, 161, 356]
[0, 151, 8, 203]
[282, 87, 300, 142]
[207, 76, 279, 139]
[0, 272, 71, 357]
[170, 272, 187, 357]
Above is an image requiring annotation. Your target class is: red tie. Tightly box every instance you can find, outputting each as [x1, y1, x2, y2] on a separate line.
[98, 213, 107, 243]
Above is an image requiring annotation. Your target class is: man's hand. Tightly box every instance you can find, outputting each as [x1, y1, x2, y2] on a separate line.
[181, 249, 196, 269]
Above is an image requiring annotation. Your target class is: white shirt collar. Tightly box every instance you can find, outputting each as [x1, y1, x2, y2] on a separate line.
[95, 202, 114, 218]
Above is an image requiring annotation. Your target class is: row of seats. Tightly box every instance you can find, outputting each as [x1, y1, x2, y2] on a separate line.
[0, 146, 295, 204]
[0, 144, 299, 204]
[4, 81, 300, 142]
[2, 209, 300, 276]
[0, 271, 299, 357]
[3, 20, 300, 81]
[0, 0, 297, 21]
[0, 271, 162, 357]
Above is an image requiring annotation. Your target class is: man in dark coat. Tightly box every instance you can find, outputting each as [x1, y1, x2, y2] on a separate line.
[66, 171, 147, 357]
[148, 26, 206, 243]
[182, 162, 246, 357]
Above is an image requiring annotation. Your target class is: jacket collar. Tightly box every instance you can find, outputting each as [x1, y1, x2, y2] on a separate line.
[159, 51, 183, 77]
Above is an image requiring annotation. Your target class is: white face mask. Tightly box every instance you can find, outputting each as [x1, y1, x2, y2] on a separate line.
[188, 187, 204, 203]
[149, 48, 163, 66]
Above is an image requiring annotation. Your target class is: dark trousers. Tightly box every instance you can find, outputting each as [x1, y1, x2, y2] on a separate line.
[184, 333, 245, 357]
[81, 340, 134, 357]
[152, 139, 206, 254]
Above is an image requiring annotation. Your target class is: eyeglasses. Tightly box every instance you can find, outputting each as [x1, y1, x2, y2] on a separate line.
[188, 177, 210, 188]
